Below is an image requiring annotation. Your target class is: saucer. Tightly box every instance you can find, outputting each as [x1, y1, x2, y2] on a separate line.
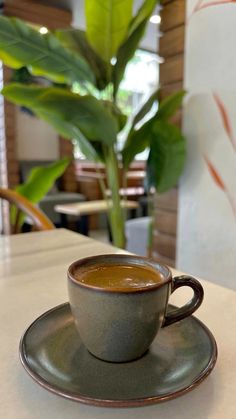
[19, 303, 217, 408]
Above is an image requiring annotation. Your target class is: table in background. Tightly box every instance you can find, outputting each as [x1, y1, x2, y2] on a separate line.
[54, 199, 139, 236]
[0, 229, 236, 419]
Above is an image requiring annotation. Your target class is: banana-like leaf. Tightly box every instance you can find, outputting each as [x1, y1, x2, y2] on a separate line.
[131, 88, 159, 128]
[122, 87, 161, 168]
[55, 29, 109, 90]
[44, 115, 101, 162]
[85, 0, 133, 63]
[0, 16, 94, 85]
[156, 90, 186, 120]
[2, 84, 118, 147]
[102, 100, 127, 132]
[122, 117, 155, 169]
[130, 0, 158, 34]
[11, 158, 70, 226]
[112, 0, 158, 97]
[146, 121, 186, 193]
[112, 20, 146, 99]
[16, 158, 70, 202]
[122, 89, 186, 168]
[87, 141, 106, 163]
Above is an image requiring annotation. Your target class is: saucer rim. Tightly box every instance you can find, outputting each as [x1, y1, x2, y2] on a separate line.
[19, 302, 218, 408]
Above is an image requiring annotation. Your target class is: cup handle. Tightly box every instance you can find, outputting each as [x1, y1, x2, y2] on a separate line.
[163, 275, 204, 327]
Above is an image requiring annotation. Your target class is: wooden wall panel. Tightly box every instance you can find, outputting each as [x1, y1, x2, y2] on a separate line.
[159, 25, 185, 58]
[160, 0, 185, 32]
[151, 0, 186, 267]
[0, 63, 10, 233]
[160, 55, 184, 85]
[59, 137, 77, 193]
[160, 81, 184, 99]
[155, 188, 178, 211]
[3, 66, 19, 189]
[152, 230, 176, 260]
[5, 0, 71, 28]
[153, 209, 177, 235]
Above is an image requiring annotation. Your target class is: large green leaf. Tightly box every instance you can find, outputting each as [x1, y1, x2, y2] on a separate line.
[122, 88, 186, 169]
[156, 90, 186, 120]
[11, 158, 70, 226]
[129, 0, 158, 34]
[16, 158, 70, 203]
[122, 87, 160, 168]
[42, 114, 101, 162]
[102, 100, 127, 131]
[2, 84, 118, 146]
[146, 121, 186, 193]
[122, 117, 155, 169]
[85, 0, 133, 63]
[112, 0, 158, 97]
[112, 20, 146, 98]
[131, 88, 159, 128]
[55, 29, 108, 90]
[0, 16, 94, 85]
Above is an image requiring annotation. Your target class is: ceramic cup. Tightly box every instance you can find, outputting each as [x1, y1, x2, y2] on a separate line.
[67, 254, 204, 363]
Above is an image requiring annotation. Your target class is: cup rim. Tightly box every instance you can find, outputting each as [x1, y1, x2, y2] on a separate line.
[67, 254, 172, 294]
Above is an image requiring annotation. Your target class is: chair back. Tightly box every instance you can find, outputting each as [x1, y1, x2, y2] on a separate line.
[0, 188, 55, 233]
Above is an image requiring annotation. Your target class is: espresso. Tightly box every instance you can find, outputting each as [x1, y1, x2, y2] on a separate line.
[75, 264, 164, 289]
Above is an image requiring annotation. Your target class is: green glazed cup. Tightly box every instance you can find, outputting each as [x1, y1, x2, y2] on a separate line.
[67, 254, 204, 363]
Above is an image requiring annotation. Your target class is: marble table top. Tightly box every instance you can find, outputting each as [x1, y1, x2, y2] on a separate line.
[0, 229, 235, 418]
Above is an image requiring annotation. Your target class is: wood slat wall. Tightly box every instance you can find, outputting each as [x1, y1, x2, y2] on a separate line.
[0, 63, 10, 234]
[159, 25, 185, 58]
[160, 55, 184, 85]
[150, 0, 186, 267]
[5, 0, 71, 29]
[59, 137, 78, 193]
[161, 0, 185, 32]
[2, 66, 18, 189]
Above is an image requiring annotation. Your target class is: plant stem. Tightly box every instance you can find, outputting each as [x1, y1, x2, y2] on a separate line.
[104, 145, 125, 248]
[95, 164, 108, 203]
[122, 168, 128, 222]
[147, 188, 154, 256]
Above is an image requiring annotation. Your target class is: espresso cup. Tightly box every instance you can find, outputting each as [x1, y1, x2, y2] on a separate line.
[68, 254, 204, 363]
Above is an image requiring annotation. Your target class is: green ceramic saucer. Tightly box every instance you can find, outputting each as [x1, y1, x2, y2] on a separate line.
[19, 302, 217, 408]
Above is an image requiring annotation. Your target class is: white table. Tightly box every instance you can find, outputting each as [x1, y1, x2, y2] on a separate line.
[0, 229, 235, 418]
[54, 200, 139, 236]
[54, 200, 139, 216]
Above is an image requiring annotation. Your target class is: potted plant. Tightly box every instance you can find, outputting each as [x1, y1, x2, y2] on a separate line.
[0, 0, 186, 248]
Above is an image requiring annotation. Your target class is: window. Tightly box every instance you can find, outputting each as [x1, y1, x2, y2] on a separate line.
[74, 49, 159, 160]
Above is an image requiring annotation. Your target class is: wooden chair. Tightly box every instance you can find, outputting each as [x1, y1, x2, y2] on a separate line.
[0, 188, 55, 234]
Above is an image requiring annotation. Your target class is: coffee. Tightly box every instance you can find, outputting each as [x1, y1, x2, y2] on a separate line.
[75, 264, 164, 289]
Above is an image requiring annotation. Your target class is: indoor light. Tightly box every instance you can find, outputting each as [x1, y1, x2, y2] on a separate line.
[149, 15, 161, 24]
[110, 57, 117, 65]
[39, 26, 48, 34]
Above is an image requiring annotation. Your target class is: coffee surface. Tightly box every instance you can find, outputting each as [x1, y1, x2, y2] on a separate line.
[75, 264, 164, 289]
